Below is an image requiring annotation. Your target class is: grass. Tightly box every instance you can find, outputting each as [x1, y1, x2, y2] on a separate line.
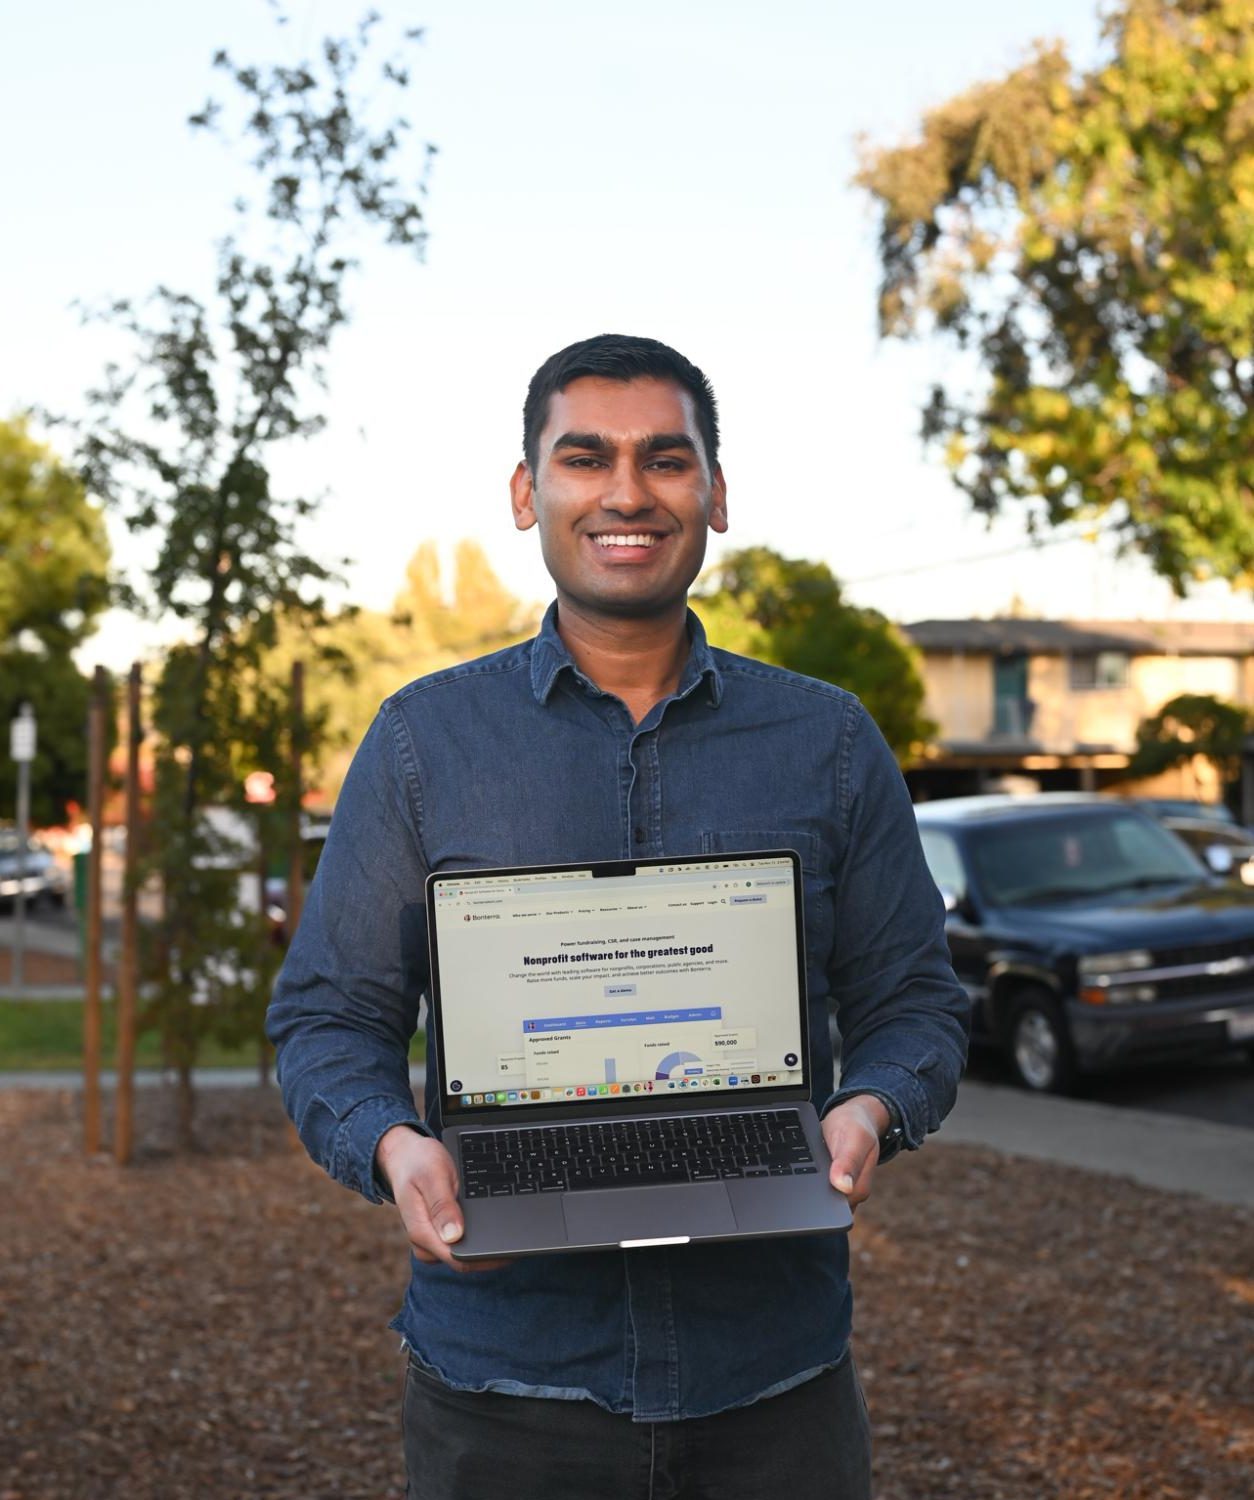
[0, 998, 428, 1072]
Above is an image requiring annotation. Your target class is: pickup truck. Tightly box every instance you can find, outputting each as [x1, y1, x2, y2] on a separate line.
[914, 794, 1254, 1092]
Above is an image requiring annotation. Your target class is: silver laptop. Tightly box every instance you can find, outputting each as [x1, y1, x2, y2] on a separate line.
[426, 850, 852, 1259]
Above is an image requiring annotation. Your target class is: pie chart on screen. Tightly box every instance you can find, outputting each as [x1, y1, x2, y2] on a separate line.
[656, 1050, 702, 1081]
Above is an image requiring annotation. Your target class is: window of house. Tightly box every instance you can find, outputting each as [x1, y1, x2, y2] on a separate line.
[1068, 651, 1129, 690]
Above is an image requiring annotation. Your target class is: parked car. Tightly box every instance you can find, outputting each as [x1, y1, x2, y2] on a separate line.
[0, 830, 68, 909]
[1159, 817, 1254, 886]
[1131, 796, 1237, 826]
[915, 794, 1254, 1093]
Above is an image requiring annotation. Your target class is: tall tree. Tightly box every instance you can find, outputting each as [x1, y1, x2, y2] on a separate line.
[267, 540, 538, 806]
[0, 418, 111, 823]
[858, 0, 1254, 593]
[693, 547, 935, 758]
[72, 11, 433, 1143]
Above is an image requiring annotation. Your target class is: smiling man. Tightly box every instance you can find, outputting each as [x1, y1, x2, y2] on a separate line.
[268, 334, 970, 1500]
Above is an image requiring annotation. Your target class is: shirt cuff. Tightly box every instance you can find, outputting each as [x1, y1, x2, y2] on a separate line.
[331, 1094, 432, 1205]
[821, 1063, 931, 1163]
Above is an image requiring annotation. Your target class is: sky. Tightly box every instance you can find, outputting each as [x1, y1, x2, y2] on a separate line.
[5, 0, 1253, 672]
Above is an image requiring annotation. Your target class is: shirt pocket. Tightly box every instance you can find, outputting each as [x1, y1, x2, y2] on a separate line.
[700, 828, 827, 968]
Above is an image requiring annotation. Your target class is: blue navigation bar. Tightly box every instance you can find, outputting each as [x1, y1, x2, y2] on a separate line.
[523, 1006, 722, 1033]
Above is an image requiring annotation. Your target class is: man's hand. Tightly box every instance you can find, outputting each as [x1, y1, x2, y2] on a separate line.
[821, 1095, 890, 1212]
[375, 1125, 512, 1273]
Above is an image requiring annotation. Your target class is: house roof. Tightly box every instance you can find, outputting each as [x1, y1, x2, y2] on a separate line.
[903, 618, 1254, 659]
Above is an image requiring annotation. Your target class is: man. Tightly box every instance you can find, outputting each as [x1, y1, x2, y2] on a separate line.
[267, 334, 969, 1499]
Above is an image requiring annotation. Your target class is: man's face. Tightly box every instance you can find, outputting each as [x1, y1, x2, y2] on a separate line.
[510, 376, 728, 621]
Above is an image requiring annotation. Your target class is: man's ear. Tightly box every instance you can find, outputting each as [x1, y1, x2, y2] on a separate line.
[510, 461, 537, 531]
[709, 464, 728, 534]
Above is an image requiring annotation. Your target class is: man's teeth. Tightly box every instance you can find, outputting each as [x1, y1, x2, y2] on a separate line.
[594, 534, 657, 548]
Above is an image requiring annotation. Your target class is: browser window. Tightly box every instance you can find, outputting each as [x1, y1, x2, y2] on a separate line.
[431, 856, 805, 1108]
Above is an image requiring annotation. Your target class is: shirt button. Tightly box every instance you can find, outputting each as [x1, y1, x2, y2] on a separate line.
[633, 828, 646, 845]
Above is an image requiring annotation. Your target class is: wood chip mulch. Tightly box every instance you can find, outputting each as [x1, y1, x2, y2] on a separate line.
[1, 1086, 1251, 1500]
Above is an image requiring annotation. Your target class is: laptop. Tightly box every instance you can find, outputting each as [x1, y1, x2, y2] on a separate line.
[426, 850, 852, 1259]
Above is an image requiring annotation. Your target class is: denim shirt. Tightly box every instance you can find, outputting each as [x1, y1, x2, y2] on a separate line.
[267, 603, 970, 1421]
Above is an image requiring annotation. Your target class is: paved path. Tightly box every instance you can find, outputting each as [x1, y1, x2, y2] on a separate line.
[941, 1079, 1254, 1210]
[2, 1067, 1250, 1210]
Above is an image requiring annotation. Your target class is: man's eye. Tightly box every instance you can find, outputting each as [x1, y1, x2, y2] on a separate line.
[565, 456, 604, 468]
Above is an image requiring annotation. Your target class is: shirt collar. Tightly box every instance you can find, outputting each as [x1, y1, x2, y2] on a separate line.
[529, 600, 724, 708]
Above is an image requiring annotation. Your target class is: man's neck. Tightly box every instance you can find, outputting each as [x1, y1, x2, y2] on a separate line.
[554, 597, 692, 725]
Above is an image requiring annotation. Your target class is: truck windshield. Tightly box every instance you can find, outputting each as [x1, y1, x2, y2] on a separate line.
[969, 812, 1205, 906]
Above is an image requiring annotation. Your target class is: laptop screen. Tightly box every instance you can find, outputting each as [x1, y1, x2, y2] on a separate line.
[427, 851, 808, 1117]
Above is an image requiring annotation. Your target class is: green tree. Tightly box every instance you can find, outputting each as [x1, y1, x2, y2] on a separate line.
[693, 547, 935, 758]
[73, 12, 433, 1144]
[268, 540, 538, 806]
[858, 0, 1254, 593]
[0, 418, 111, 823]
[1127, 692, 1248, 789]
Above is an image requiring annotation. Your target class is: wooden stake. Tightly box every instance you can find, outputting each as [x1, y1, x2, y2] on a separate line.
[115, 663, 142, 1166]
[84, 665, 108, 1157]
[287, 660, 305, 937]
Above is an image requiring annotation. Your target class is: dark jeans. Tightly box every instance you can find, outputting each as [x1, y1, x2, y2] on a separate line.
[401, 1352, 872, 1500]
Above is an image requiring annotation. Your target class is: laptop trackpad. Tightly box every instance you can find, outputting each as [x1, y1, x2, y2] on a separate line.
[562, 1183, 736, 1249]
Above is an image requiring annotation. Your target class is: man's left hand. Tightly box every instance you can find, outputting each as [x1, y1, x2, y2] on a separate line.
[821, 1095, 890, 1211]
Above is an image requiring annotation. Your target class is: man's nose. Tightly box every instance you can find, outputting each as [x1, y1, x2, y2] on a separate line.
[601, 462, 655, 514]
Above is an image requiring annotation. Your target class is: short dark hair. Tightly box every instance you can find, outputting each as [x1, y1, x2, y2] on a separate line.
[522, 334, 720, 474]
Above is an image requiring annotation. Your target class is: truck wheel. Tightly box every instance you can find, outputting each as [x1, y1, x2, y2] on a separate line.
[1006, 988, 1078, 1095]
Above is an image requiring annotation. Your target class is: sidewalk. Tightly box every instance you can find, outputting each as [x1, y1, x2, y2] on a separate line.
[940, 1078, 1254, 1210]
[2, 1065, 1251, 1209]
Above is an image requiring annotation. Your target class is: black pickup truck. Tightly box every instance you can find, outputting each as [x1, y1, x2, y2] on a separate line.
[914, 794, 1254, 1093]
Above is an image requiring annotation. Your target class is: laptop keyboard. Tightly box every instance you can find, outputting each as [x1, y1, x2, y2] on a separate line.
[459, 1110, 817, 1197]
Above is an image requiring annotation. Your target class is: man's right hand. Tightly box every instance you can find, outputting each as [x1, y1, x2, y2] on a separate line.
[375, 1125, 512, 1273]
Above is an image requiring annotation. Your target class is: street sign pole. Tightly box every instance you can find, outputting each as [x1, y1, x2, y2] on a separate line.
[9, 704, 36, 997]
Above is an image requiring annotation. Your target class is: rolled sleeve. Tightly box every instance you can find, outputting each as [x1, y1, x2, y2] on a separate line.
[267, 704, 433, 1203]
[822, 704, 971, 1156]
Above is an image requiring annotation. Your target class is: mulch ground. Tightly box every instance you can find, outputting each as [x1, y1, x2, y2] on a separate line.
[1, 1086, 1251, 1500]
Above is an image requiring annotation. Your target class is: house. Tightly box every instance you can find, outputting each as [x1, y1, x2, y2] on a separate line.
[901, 618, 1254, 806]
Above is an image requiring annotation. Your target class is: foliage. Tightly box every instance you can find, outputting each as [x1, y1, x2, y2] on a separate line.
[0, 417, 110, 654]
[0, 655, 98, 827]
[71, 11, 433, 1143]
[1126, 691, 1249, 782]
[858, 0, 1254, 594]
[693, 547, 936, 758]
[0, 418, 112, 823]
[265, 540, 539, 805]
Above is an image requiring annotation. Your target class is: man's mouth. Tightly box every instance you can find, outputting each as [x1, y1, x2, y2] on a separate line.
[591, 533, 660, 549]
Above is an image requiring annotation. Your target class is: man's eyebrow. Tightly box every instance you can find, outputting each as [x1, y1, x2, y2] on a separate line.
[550, 431, 612, 454]
[638, 433, 697, 456]
[548, 431, 698, 456]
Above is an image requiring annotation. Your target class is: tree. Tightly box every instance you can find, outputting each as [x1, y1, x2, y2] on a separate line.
[857, 0, 1254, 594]
[264, 540, 539, 806]
[72, 11, 433, 1144]
[0, 418, 111, 823]
[1127, 692, 1248, 790]
[693, 547, 935, 758]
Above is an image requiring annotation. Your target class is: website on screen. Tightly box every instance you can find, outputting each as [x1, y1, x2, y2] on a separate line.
[432, 858, 805, 1109]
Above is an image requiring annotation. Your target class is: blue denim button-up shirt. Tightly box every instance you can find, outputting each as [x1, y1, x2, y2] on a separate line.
[267, 603, 969, 1421]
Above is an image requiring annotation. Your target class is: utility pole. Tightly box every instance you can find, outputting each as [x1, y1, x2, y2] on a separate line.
[9, 703, 36, 996]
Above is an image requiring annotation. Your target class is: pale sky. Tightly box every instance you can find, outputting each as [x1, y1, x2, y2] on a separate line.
[5, 0, 1251, 673]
